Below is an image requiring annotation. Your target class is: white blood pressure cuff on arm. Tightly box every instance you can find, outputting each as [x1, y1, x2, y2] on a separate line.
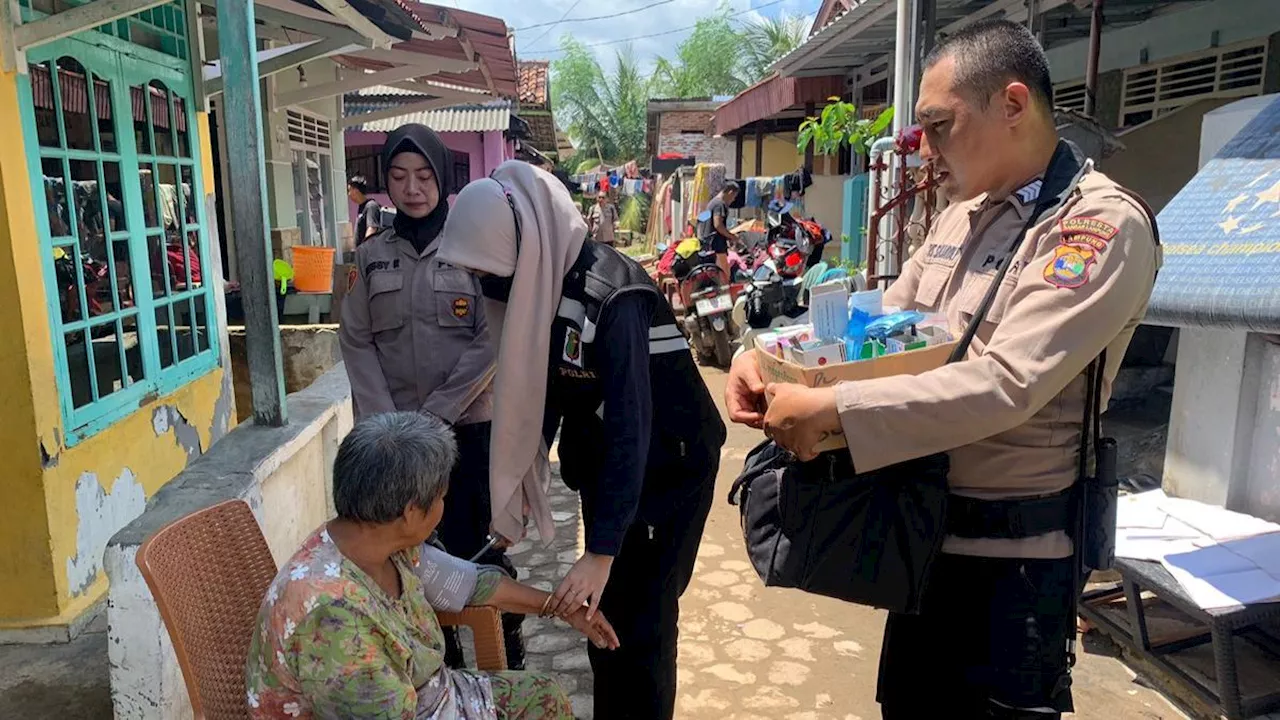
[415, 543, 479, 612]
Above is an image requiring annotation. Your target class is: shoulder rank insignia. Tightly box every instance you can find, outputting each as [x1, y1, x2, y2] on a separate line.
[1014, 179, 1042, 205]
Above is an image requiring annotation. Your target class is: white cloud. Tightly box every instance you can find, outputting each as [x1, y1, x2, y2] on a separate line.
[453, 0, 820, 69]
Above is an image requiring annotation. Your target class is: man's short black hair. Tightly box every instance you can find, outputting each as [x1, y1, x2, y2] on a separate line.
[348, 175, 369, 194]
[924, 19, 1054, 111]
[722, 181, 740, 195]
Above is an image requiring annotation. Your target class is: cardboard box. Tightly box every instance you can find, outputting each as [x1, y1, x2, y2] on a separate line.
[756, 338, 956, 451]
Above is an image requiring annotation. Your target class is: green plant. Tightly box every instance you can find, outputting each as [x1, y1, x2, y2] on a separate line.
[831, 234, 867, 276]
[619, 192, 650, 235]
[797, 100, 895, 156]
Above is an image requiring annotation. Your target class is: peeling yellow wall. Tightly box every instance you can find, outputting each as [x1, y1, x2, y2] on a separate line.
[0, 68, 60, 621]
[0, 64, 228, 627]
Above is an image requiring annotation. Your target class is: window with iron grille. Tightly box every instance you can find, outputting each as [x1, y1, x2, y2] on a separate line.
[452, 151, 471, 192]
[1120, 40, 1268, 128]
[21, 31, 217, 445]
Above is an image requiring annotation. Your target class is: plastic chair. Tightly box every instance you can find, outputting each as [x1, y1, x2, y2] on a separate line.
[136, 499, 506, 720]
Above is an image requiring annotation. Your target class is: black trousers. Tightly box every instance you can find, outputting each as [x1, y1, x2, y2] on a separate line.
[878, 553, 1076, 719]
[586, 469, 717, 720]
[437, 422, 526, 671]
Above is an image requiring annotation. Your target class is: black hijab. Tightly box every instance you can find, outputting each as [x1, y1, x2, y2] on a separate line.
[382, 124, 452, 254]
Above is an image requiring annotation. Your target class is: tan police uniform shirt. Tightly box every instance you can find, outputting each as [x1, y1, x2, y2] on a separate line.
[836, 162, 1162, 559]
[339, 228, 494, 425]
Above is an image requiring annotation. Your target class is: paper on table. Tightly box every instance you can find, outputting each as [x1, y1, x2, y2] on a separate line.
[1160, 534, 1280, 610]
[1156, 495, 1280, 542]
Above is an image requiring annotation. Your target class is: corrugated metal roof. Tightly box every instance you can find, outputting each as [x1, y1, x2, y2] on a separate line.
[353, 81, 491, 97]
[1146, 94, 1280, 333]
[712, 74, 845, 136]
[349, 101, 513, 132]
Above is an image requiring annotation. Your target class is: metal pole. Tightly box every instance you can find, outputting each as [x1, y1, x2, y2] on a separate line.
[754, 123, 764, 176]
[803, 101, 816, 172]
[735, 132, 744, 178]
[891, 0, 917, 134]
[888, 0, 919, 279]
[1084, 0, 1104, 118]
[217, 0, 287, 426]
[918, 0, 936, 74]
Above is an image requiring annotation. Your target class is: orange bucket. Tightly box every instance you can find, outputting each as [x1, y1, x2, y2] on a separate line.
[291, 246, 336, 292]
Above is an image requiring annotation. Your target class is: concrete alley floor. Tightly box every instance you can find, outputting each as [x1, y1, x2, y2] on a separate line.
[666, 367, 1191, 720]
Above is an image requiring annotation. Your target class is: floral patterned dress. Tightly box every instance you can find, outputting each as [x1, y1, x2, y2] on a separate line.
[245, 526, 571, 720]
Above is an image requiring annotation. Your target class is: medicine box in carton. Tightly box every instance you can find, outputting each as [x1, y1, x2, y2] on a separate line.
[755, 335, 956, 452]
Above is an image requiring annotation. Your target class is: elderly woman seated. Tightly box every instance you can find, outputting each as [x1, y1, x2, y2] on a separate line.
[246, 412, 618, 719]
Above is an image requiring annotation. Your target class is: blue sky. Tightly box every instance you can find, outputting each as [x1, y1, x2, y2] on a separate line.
[451, 0, 823, 68]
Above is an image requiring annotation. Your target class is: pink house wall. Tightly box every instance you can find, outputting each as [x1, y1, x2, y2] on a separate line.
[344, 129, 513, 228]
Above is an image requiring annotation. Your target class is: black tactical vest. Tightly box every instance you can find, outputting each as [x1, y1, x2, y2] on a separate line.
[546, 243, 727, 523]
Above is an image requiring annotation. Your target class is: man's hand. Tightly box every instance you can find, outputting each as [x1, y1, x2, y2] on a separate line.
[762, 383, 842, 461]
[565, 606, 621, 650]
[549, 551, 614, 620]
[726, 351, 767, 428]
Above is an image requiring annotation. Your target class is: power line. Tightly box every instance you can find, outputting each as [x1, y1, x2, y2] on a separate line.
[523, 0, 585, 50]
[524, 0, 796, 56]
[514, 0, 677, 31]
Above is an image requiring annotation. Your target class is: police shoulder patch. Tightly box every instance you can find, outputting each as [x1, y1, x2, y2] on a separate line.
[1059, 216, 1119, 252]
[1043, 243, 1099, 289]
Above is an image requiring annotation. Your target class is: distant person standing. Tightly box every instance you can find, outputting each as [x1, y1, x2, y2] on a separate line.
[587, 192, 619, 247]
[348, 174, 383, 247]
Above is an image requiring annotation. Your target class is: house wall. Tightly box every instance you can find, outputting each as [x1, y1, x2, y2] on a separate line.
[1046, 0, 1280, 82]
[1100, 98, 1237, 213]
[655, 110, 735, 168]
[343, 129, 508, 229]
[0, 58, 233, 635]
[263, 58, 349, 262]
[105, 367, 353, 718]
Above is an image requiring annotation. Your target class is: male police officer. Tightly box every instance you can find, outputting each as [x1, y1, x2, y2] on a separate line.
[725, 20, 1160, 719]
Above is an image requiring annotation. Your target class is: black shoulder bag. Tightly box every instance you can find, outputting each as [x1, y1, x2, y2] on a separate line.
[728, 141, 1090, 615]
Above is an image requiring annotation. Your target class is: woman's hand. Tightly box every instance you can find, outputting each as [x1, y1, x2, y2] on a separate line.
[564, 606, 621, 650]
[549, 551, 614, 620]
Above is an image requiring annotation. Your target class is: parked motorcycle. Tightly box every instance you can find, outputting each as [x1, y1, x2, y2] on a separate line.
[732, 205, 830, 335]
[679, 261, 736, 368]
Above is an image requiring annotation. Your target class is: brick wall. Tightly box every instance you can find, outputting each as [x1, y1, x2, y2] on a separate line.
[659, 110, 715, 134]
[657, 132, 735, 169]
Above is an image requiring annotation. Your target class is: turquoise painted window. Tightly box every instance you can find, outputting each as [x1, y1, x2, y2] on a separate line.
[20, 31, 218, 446]
[20, 0, 190, 60]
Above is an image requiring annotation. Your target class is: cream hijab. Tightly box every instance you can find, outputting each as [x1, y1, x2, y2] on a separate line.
[438, 161, 588, 546]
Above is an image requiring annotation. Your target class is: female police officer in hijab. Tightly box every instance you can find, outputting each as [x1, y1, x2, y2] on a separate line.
[337, 125, 525, 669]
[436, 160, 726, 720]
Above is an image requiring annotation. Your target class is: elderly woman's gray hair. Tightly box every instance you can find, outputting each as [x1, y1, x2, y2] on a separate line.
[333, 412, 457, 523]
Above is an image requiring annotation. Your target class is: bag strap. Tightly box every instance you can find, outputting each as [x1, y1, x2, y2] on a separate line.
[946, 140, 1089, 364]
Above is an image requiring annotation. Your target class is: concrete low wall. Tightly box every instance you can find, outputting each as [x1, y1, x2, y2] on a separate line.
[104, 366, 353, 719]
[228, 325, 343, 425]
